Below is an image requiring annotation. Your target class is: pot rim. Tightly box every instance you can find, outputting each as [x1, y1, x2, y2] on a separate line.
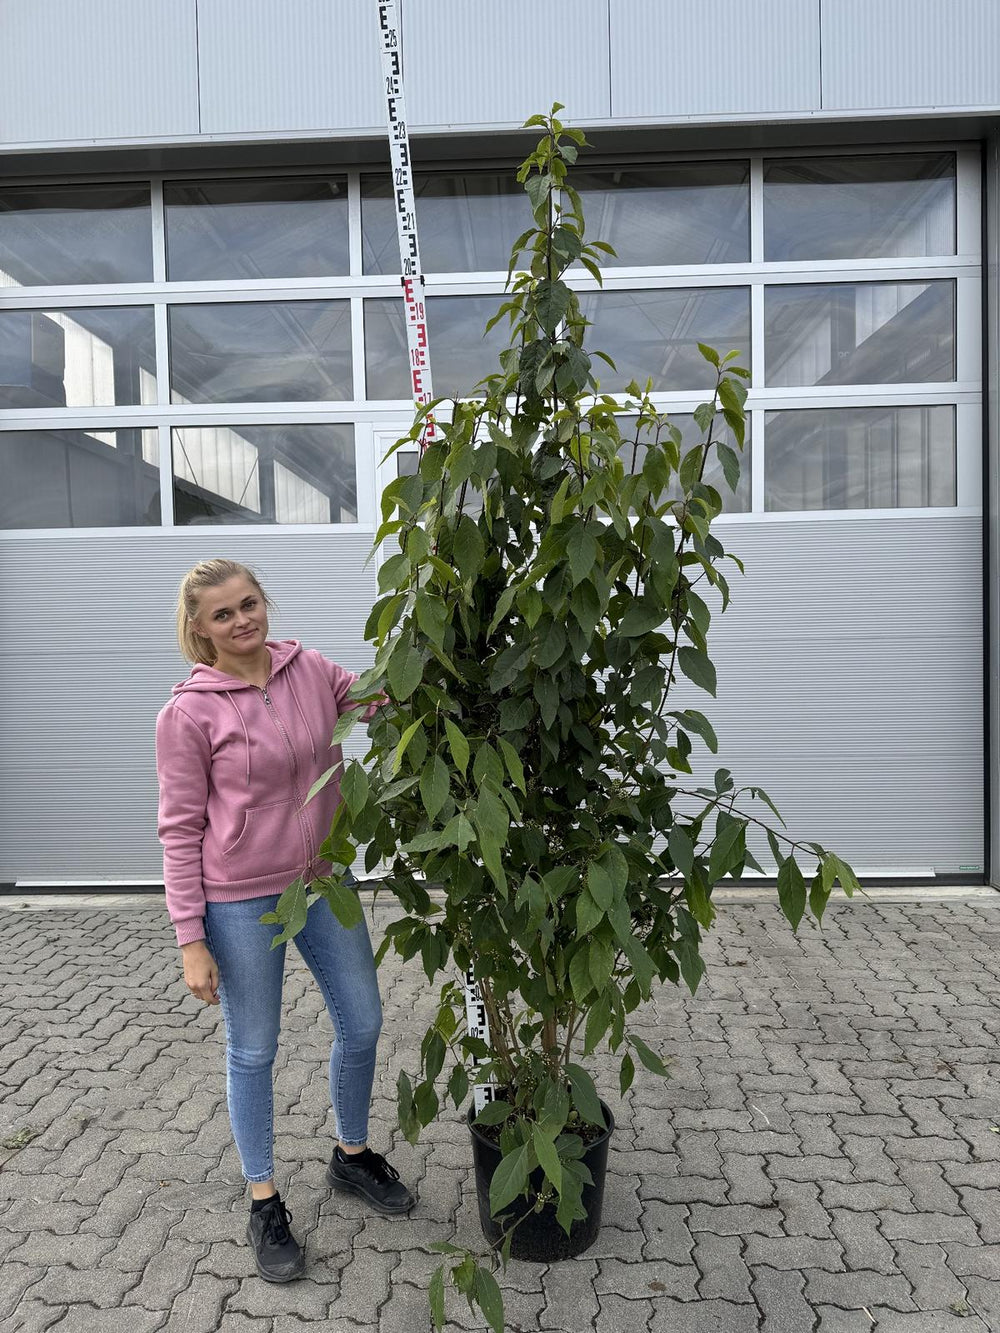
[466, 1095, 616, 1150]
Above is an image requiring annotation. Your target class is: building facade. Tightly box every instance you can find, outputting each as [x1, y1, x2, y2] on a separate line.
[1, 0, 998, 887]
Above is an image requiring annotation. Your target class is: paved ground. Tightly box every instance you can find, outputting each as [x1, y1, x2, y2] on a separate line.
[2, 887, 1000, 1332]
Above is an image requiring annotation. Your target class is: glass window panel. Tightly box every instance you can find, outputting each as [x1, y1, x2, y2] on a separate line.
[579, 288, 750, 393]
[173, 424, 356, 525]
[765, 406, 956, 511]
[164, 176, 349, 281]
[572, 163, 749, 267]
[765, 280, 955, 386]
[168, 301, 352, 403]
[362, 172, 534, 274]
[0, 307, 156, 409]
[0, 183, 152, 288]
[618, 413, 750, 512]
[365, 296, 509, 399]
[763, 153, 956, 261]
[0, 428, 159, 528]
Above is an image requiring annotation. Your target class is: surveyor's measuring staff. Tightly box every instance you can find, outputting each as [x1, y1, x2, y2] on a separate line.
[375, 1, 494, 1110]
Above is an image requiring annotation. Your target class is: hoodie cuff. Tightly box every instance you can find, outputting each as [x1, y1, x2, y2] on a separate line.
[175, 917, 207, 947]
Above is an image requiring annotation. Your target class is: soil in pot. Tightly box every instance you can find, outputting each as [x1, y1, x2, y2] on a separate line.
[468, 1100, 615, 1262]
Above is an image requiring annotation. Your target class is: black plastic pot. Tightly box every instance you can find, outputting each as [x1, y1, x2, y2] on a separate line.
[468, 1099, 615, 1262]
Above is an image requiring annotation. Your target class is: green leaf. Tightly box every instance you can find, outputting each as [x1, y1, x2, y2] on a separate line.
[416, 593, 448, 646]
[668, 824, 695, 880]
[697, 342, 720, 368]
[708, 813, 745, 883]
[575, 887, 604, 937]
[589, 935, 615, 991]
[304, 762, 341, 806]
[630, 1034, 669, 1077]
[377, 551, 409, 592]
[320, 876, 363, 930]
[444, 718, 470, 777]
[532, 1124, 562, 1194]
[489, 1141, 532, 1215]
[619, 1051, 635, 1095]
[472, 1266, 504, 1333]
[496, 736, 527, 794]
[453, 515, 486, 581]
[429, 1266, 445, 1331]
[619, 597, 664, 638]
[535, 278, 572, 335]
[677, 646, 717, 697]
[266, 875, 308, 947]
[671, 708, 718, 754]
[566, 1063, 606, 1129]
[393, 717, 424, 774]
[587, 860, 615, 910]
[474, 1099, 514, 1126]
[330, 708, 363, 744]
[777, 856, 807, 930]
[565, 523, 599, 586]
[388, 642, 423, 702]
[340, 762, 370, 819]
[420, 754, 450, 822]
[569, 946, 592, 1004]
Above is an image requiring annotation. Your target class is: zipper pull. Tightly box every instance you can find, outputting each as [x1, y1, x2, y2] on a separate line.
[261, 687, 271, 706]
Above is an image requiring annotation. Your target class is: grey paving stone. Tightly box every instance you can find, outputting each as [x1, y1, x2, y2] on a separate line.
[802, 1267, 917, 1312]
[743, 1233, 844, 1272]
[808, 1308, 877, 1332]
[689, 1230, 754, 1303]
[47, 1306, 168, 1333]
[594, 1256, 698, 1302]
[30, 1265, 140, 1310]
[595, 1292, 654, 1333]
[870, 1312, 989, 1332]
[751, 1266, 814, 1333]
[647, 1295, 759, 1332]
[879, 1210, 981, 1245]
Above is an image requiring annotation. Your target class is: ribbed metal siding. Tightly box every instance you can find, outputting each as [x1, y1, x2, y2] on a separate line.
[666, 515, 984, 874]
[0, 516, 983, 880]
[0, 533, 378, 880]
[0, 0, 200, 144]
[609, 0, 821, 118]
[822, 0, 1000, 110]
[405, 0, 611, 127]
[197, 0, 387, 135]
[988, 131, 1000, 886]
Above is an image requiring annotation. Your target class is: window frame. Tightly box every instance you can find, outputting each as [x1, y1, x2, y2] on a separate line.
[0, 144, 982, 538]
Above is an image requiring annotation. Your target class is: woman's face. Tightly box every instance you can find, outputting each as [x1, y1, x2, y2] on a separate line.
[192, 575, 270, 665]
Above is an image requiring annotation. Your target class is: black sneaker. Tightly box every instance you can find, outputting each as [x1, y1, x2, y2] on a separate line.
[246, 1195, 306, 1282]
[326, 1147, 415, 1214]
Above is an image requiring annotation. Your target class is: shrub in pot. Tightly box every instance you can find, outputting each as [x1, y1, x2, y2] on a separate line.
[268, 108, 858, 1331]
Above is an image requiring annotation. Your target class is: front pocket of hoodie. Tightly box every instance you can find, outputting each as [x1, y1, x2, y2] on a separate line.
[222, 800, 300, 880]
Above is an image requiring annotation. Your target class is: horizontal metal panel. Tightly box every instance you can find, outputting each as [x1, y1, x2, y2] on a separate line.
[822, 0, 1000, 111]
[0, 0, 199, 144]
[197, 0, 386, 134]
[0, 533, 378, 879]
[609, 0, 820, 118]
[405, 1, 610, 127]
[0, 516, 984, 879]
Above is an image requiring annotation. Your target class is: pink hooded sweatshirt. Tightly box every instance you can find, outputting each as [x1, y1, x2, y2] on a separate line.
[155, 639, 380, 948]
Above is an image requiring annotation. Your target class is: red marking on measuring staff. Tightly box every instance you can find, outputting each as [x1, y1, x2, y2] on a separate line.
[376, 1, 436, 448]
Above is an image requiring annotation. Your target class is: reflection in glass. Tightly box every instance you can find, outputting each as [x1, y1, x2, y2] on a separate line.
[763, 154, 956, 261]
[765, 406, 956, 511]
[618, 413, 750, 512]
[173, 424, 356, 525]
[164, 177, 349, 281]
[0, 307, 156, 409]
[579, 289, 750, 393]
[573, 163, 749, 267]
[168, 301, 352, 403]
[365, 296, 509, 399]
[362, 172, 534, 274]
[0, 428, 160, 529]
[0, 183, 152, 288]
[765, 281, 955, 386]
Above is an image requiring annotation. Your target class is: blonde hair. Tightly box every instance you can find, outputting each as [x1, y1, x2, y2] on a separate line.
[175, 559, 276, 665]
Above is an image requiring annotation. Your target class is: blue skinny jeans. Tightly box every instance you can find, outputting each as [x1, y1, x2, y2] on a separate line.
[204, 888, 382, 1183]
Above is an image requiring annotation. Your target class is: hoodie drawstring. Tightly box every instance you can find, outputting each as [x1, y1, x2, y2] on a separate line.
[286, 676, 318, 762]
[224, 692, 252, 785]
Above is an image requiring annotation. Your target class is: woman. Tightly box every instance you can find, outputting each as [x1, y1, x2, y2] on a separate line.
[155, 558, 412, 1283]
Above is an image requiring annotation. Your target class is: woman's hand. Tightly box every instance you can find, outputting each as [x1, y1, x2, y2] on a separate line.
[181, 941, 220, 1005]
